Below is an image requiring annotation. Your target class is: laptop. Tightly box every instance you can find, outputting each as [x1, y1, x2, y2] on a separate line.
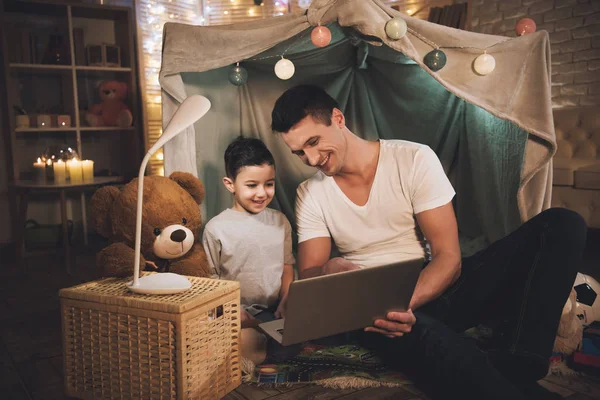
[258, 258, 423, 346]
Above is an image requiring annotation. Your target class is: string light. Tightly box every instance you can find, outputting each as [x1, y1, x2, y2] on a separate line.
[138, 0, 204, 175]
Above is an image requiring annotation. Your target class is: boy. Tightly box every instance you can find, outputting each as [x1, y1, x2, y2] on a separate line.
[202, 136, 295, 328]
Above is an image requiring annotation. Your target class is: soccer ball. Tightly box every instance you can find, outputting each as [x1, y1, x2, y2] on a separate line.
[574, 273, 600, 325]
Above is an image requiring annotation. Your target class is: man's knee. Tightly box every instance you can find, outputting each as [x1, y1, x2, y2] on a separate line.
[537, 207, 587, 249]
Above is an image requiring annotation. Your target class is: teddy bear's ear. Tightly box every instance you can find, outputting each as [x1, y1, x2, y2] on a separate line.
[90, 186, 121, 237]
[169, 172, 205, 204]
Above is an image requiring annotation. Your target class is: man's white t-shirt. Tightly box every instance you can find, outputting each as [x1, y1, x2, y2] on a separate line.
[295, 139, 455, 269]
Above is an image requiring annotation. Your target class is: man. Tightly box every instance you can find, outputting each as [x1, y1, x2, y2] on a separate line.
[271, 84, 587, 399]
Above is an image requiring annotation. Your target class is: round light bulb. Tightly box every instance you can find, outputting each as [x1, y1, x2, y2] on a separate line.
[228, 64, 248, 86]
[515, 18, 536, 36]
[311, 26, 332, 48]
[385, 17, 407, 40]
[473, 53, 496, 75]
[274, 57, 295, 80]
[423, 49, 447, 72]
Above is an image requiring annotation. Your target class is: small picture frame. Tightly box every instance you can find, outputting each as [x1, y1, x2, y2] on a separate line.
[86, 43, 121, 67]
[104, 44, 120, 67]
[86, 44, 103, 66]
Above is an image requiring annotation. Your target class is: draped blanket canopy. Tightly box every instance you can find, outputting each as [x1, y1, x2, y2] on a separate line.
[159, 0, 555, 253]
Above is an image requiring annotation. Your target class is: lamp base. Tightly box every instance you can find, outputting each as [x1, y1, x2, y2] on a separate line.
[127, 272, 192, 295]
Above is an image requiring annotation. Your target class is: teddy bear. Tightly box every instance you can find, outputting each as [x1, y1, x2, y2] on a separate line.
[85, 80, 133, 128]
[553, 288, 584, 355]
[90, 172, 211, 278]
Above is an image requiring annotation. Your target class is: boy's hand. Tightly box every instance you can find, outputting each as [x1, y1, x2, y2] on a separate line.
[241, 309, 260, 329]
[275, 296, 288, 319]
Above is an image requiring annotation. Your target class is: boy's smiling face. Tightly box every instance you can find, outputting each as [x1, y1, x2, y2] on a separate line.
[224, 163, 275, 214]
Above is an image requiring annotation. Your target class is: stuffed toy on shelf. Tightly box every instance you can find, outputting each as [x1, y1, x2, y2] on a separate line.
[90, 172, 211, 278]
[85, 80, 133, 128]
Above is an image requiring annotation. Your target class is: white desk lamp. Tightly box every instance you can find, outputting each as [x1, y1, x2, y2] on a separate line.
[128, 95, 211, 295]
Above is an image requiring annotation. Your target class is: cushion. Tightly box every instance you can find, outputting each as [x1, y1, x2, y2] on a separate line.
[553, 157, 598, 187]
[575, 162, 600, 190]
[554, 107, 600, 160]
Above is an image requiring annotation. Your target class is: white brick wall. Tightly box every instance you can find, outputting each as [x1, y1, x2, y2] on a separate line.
[470, 0, 600, 108]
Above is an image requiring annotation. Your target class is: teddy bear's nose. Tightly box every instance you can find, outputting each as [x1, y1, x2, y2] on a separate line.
[170, 229, 187, 243]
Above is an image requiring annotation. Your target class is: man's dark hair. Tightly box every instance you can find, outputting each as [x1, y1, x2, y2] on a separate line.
[224, 136, 275, 180]
[271, 84, 340, 133]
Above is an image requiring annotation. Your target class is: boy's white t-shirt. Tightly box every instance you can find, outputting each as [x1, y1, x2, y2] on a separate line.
[295, 139, 455, 269]
[202, 207, 295, 314]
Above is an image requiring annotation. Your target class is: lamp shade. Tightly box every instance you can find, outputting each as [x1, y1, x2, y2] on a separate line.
[129, 95, 211, 294]
[148, 95, 211, 155]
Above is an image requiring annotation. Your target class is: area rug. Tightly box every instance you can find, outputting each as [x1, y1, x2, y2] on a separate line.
[244, 342, 412, 389]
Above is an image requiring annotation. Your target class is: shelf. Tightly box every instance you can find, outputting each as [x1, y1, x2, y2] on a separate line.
[12, 176, 125, 189]
[79, 127, 135, 132]
[10, 64, 132, 73]
[76, 66, 132, 72]
[9, 63, 72, 70]
[2, 0, 143, 187]
[16, 127, 77, 133]
[9, 63, 72, 73]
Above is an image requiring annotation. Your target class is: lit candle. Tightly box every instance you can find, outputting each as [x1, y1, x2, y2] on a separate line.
[53, 160, 66, 184]
[45, 158, 53, 180]
[33, 157, 46, 183]
[57, 115, 71, 128]
[68, 158, 83, 184]
[82, 160, 94, 182]
[36, 114, 51, 128]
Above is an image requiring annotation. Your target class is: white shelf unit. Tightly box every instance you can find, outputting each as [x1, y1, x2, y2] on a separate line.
[1, 0, 144, 184]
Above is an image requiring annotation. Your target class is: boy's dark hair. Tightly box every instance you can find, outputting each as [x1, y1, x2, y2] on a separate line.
[271, 84, 339, 133]
[224, 136, 275, 180]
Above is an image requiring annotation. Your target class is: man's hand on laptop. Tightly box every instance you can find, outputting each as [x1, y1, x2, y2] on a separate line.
[322, 257, 360, 275]
[364, 309, 416, 339]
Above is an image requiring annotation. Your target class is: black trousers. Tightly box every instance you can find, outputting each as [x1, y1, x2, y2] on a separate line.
[360, 208, 588, 399]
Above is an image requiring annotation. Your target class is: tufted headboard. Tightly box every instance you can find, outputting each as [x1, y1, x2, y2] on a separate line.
[554, 107, 600, 160]
[551, 106, 600, 228]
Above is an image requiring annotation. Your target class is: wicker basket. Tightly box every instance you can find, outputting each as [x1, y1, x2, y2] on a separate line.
[60, 274, 241, 399]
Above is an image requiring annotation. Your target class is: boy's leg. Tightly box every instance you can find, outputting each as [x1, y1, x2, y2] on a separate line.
[240, 328, 268, 366]
[422, 208, 587, 383]
[254, 308, 303, 363]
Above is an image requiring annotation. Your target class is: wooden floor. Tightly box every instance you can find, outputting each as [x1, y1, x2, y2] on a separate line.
[1, 231, 599, 400]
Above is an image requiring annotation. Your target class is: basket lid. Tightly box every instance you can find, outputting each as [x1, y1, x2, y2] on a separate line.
[59, 273, 239, 313]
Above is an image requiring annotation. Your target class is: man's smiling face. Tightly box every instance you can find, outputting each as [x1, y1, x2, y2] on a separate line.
[280, 110, 347, 176]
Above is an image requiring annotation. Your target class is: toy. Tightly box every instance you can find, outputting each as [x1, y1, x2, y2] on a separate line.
[574, 273, 600, 325]
[572, 322, 600, 372]
[90, 172, 211, 278]
[554, 288, 584, 356]
[85, 80, 133, 127]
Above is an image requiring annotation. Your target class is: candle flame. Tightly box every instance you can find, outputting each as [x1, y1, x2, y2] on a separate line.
[37, 157, 41, 163]
[46, 159, 52, 166]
